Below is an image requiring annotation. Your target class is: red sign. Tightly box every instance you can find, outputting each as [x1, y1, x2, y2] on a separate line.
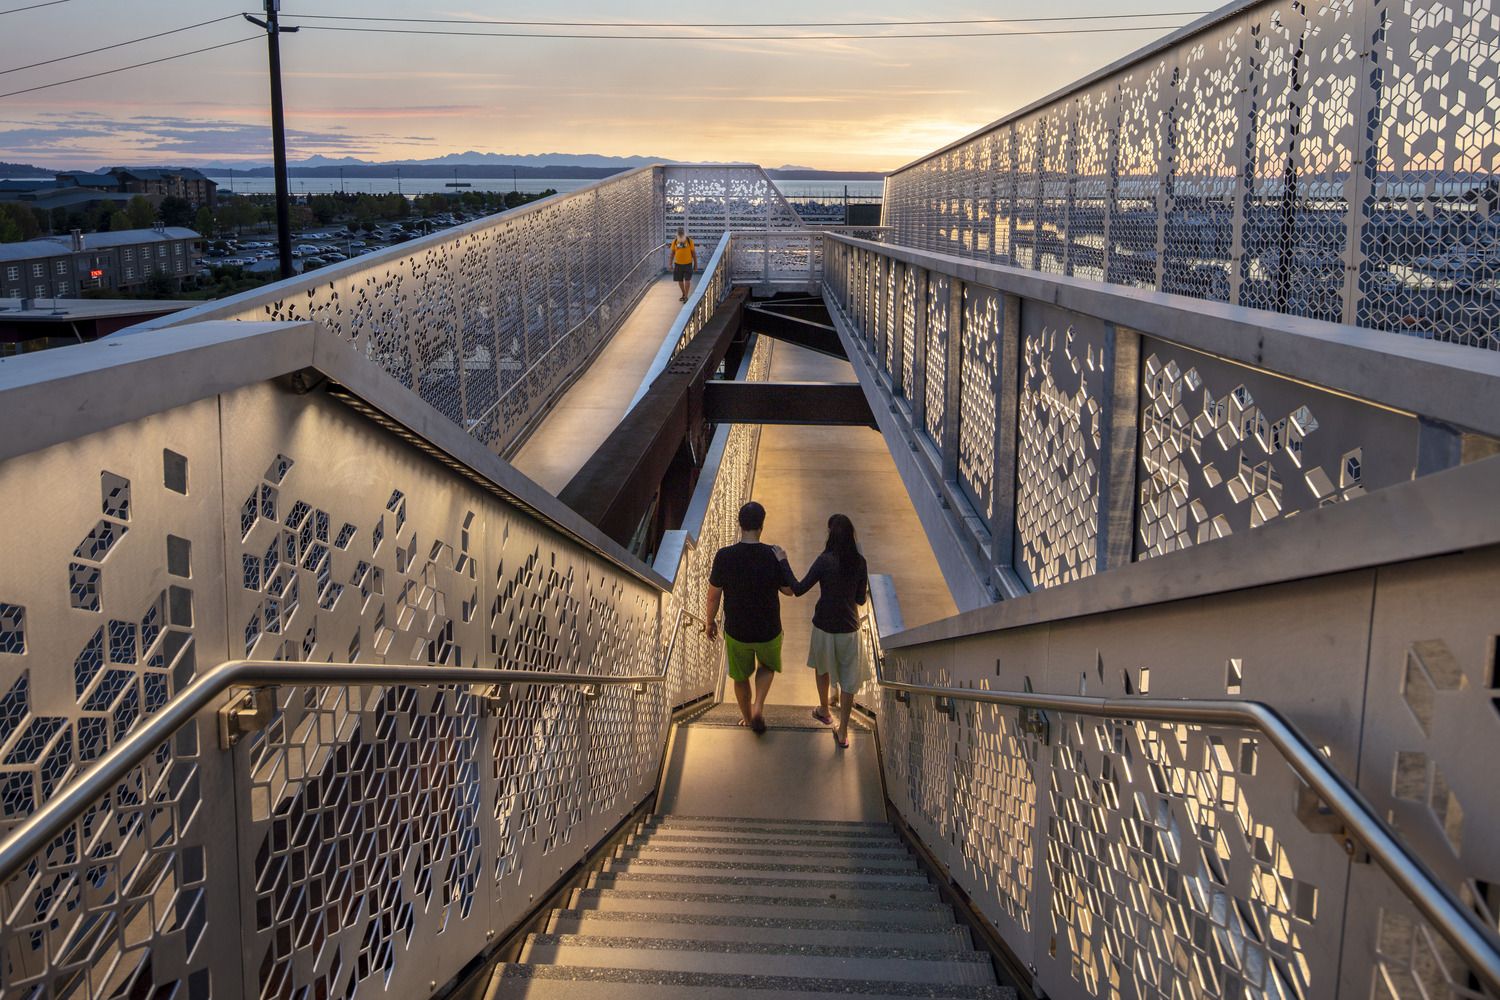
[89, 269, 103, 279]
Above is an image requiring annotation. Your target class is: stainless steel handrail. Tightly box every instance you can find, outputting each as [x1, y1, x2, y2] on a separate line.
[0, 654, 677, 887]
[867, 649, 1500, 991]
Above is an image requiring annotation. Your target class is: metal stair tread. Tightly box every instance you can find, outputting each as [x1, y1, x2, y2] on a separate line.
[491, 963, 1013, 997]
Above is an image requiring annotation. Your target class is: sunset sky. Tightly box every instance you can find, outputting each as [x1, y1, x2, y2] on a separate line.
[1, 1, 1208, 172]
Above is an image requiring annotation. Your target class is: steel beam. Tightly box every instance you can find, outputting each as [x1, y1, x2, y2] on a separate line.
[701, 380, 875, 426]
[743, 303, 847, 360]
[560, 288, 750, 544]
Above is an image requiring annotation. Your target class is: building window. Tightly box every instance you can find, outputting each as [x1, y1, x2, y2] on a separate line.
[125, 267, 136, 280]
[55, 260, 67, 275]
[4, 266, 16, 281]
[31, 263, 44, 278]
[157, 246, 167, 260]
[123, 249, 134, 264]
[56, 281, 70, 296]
[34, 284, 46, 298]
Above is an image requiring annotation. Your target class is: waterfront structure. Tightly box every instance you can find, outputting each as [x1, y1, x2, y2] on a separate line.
[2, 168, 218, 213]
[0, 5, 1496, 1000]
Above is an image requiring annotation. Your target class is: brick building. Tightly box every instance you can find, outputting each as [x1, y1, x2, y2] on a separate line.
[0, 227, 203, 299]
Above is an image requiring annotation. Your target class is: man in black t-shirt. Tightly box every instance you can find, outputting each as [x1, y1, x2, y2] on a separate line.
[705, 501, 795, 733]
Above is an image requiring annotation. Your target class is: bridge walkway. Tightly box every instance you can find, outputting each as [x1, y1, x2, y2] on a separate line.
[511, 275, 684, 493]
[751, 341, 957, 708]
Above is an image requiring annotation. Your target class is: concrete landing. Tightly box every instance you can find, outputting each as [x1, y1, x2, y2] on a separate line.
[658, 726, 885, 822]
[512, 276, 684, 493]
[751, 342, 958, 708]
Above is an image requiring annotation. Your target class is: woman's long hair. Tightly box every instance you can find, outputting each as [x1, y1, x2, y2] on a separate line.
[823, 513, 866, 582]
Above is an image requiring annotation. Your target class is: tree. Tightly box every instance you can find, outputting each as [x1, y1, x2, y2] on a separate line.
[108, 210, 132, 233]
[125, 195, 156, 229]
[0, 203, 43, 243]
[143, 272, 174, 298]
[158, 195, 194, 228]
[194, 206, 216, 237]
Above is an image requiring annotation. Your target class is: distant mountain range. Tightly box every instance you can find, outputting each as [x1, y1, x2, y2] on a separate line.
[0, 161, 55, 177]
[1, 154, 884, 181]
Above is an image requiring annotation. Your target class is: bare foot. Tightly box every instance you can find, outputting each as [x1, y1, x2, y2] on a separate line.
[812, 708, 832, 725]
[737, 717, 751, 728]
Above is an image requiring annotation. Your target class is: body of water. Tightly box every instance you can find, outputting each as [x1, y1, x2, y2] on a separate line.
[206, 175, 885, 200]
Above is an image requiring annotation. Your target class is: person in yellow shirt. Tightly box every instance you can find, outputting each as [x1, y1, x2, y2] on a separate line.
[670, 227, 697, 302]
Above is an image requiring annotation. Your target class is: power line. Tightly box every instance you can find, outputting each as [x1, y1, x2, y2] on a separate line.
[279, 10, 1210, 29]
[0, 0, 68, 14]
[1, 14, 243, 76]
[285, 23, 1197, 42]
[0, 36, 257, 99]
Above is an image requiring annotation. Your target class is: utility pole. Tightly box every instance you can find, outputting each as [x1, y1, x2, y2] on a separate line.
[244, 1, 298, 279]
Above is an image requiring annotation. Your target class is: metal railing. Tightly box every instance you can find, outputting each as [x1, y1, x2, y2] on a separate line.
[881, 0, 1500, 352]
[0, 299, 759, 998]
[0, 657, 673, 889]
[134, 167, 663, 458]
[629, 231, 735, 411]
[729, 229, 824, 288]
[823, 232, 1500, 602]
[864, 652, 1500, 994]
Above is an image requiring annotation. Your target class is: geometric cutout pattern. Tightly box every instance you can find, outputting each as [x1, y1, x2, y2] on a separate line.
[1136, 343, 1421, 560]
[957, 286, 1000, 520]
[1, 461, 203, 999]
[924, 273, 950, 449]
[883, 0, 1500, 350]
[877, 650, 1324, 1000]
[1013, 314, 1107, 590]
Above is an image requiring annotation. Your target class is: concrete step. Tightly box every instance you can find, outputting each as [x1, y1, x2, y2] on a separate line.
[518, 934, 996, 986]
[568, 887, 953, 924]
[617, 842, 916, 868]
[633, 829, 906, 851]
[547, 909, 974, 952]
[488, 964, 1016, 999]
[600, 856, 929, 884]
[587, 870, 936, 900]
[646, 815, 894, 835]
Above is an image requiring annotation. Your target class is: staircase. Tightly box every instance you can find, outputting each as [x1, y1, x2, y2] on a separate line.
[486, 814, 1014, 998]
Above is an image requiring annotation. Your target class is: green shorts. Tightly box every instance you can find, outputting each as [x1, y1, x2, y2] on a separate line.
[724, 632, 783, 682]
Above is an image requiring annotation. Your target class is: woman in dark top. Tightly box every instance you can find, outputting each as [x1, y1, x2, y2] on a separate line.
[786, 513, 869, 748]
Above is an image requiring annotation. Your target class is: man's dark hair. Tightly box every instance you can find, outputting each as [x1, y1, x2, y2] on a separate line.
[738, 501, 766, 532]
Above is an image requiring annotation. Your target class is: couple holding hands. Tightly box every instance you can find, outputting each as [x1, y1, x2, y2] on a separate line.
[704, 501, 869, 748]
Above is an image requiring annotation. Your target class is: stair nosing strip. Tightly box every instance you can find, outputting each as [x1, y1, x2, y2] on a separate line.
[571, 888, 948, 911]
[497, 963, 1010, 997]
[527, 932, 988, 962]
[549, 909, 963, 934]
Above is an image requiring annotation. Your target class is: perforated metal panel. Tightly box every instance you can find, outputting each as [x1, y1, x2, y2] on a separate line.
[883, 0, 1500, 350]
[872, 568, 1414, 1000]
[1012, 305, 1112, 590]
[958, 286, 1001, 520]
[1136, 339, 1421, 559]
[0, 356, 750, 999]
[0, 401, 235, 999]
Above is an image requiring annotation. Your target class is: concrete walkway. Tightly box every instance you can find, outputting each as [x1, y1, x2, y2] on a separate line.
[511, 276, 683, 494]
[751, 341, 958, 709]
